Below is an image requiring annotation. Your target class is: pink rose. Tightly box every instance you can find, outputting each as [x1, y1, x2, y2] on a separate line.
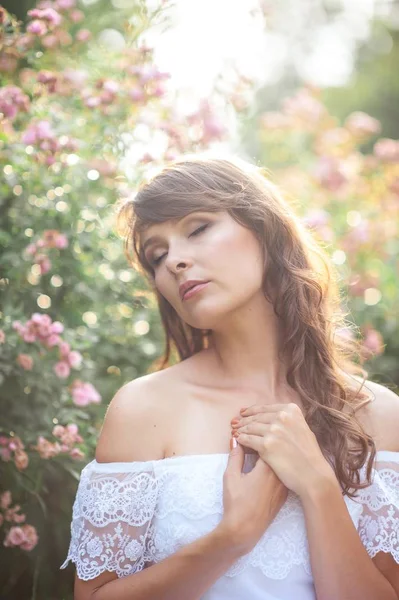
[70, 448, 85, 460]
[0, 86, 30, 121]
[374, 138, 399, 163]
[22, 331, 36, 343]
[70, 9, 84, 22]
[20, 525, 39, 551]
[67, 351, 82, 368]
[37, 255, 51, 275]
[45, 334, 61, 348]
[0, 491, 12, 509]
[59, 341, 70, 357]
[0, 329, 5, 344]
[4, 526, 26, 547]
[362, 329, 384, 356]
[52, 425, 65, 438]
[66, 423, 78, 436]
[76, 29, 91, 42]
[13, 513, 26, 524]
[54, 361, 70, 378]
[129, 87, 145, 102]
[0, 448, 11, 461]
[71, 381, 101, 406]
[21, 128, 37, 145]
[313, 156, 347, 192]
[25, 243, 37, 256]
[12, 321, 23, 332]
[31, 313, 51, 326]
[51, 321, 64, 334]
[36, 120, 53, 140]
[103, 80, 119, 94]
[55, 234, 68, 249]
[56, 0, 76, 9]
[27, 20, 48, 36]
[34, 436, 61, 459]
[28, 7, 62, 27]
[345, 111, 381, 137]
[42, 35, 58, 49]
[37, 323, 51, 338]
[17, 354, 34, 371]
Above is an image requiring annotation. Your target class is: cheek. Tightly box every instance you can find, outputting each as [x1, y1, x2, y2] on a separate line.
[213, 227, 264, 289]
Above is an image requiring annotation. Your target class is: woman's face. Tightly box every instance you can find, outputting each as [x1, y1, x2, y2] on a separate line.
[141, 209, 265, 330]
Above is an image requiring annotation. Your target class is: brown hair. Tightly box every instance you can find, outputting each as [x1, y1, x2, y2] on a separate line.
[116, 152, 376, 497]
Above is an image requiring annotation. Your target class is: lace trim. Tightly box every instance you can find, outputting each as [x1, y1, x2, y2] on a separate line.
[61, 457, 399, 581]
[60, 463, 159, 580]
[349, 466, 399, 563]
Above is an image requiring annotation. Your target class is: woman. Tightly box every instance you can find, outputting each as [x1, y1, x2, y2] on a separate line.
[61, 154, 399, 600]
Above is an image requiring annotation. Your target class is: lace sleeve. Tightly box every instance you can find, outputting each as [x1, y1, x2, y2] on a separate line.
[60, 459, 159, 581]
[352, 450, 399, 563]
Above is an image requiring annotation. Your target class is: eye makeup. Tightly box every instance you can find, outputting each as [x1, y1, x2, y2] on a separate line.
[148, 223, 210, 267]
[146, 217, 210, 267]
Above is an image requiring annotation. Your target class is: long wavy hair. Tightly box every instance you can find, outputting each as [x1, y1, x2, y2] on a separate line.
[115, 153, 376, 497]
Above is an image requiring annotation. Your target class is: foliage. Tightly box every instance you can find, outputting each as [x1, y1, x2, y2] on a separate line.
[0, 1, 398, 598]
[0, 1, 231, 597]
[249, 86, 399, 386]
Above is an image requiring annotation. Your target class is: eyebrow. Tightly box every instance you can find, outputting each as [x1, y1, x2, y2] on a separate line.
[142, 212, 211, 254]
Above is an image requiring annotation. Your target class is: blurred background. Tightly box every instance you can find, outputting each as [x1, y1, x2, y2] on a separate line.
[0, 0, 398, 598]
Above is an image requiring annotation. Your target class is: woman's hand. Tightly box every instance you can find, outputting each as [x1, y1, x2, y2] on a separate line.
[219, 440, 288, 555]
[231, 403, 337, 499]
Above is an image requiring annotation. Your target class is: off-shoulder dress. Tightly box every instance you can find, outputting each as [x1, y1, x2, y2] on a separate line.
[61, 450, 399, 599]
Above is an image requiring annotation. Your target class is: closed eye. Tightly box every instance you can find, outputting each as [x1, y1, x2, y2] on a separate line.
[150, 223, 209, 267]
[190, 223, 209, 237]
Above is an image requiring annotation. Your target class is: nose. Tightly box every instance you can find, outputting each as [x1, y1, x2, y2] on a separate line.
[165, 247, 194, 274]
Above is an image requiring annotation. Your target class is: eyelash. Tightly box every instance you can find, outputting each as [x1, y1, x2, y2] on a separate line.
[151, 224, 209, 267]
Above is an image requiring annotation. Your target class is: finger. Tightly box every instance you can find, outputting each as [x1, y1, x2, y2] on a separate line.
[235, 422, 270, 437]
[251, 453, 275, 477]
[225, 437, 245, 475]
[240, 404, 283, 417]
[235, 432, 265, 454]
[231, 413, 276, 429]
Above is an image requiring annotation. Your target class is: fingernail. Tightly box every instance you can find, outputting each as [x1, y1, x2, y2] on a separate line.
[231, 418, 240, 425]
[240, 408, 247, 414]
[230, 437, 237, 450]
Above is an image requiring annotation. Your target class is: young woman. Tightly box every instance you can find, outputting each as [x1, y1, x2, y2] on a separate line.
[61, 154, 399, 600]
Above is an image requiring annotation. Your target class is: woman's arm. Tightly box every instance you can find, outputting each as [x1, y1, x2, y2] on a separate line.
[76, 377, 242, 599]
[232, 393, 399, 600]
[73, 377, 288, 600]
[301, 477, 398, 600]
[301, 384, 399, 600]
[76, 523, 242, 600]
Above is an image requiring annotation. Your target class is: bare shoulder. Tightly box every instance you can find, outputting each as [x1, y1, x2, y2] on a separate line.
[350, 376, 399, 452]
[95, 368, 177, 463]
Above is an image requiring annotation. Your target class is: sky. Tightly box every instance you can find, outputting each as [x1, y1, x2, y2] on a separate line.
[141, 0, 381, 98]
[81, 0, 397, 109]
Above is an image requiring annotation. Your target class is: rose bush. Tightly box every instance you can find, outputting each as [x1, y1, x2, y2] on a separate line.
[255, 87, 399, 384]
[0, 1, 232, 597]
[0, 2, 398, 599]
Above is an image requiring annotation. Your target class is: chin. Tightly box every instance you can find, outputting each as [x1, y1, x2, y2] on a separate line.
[178, 307, 223, 331]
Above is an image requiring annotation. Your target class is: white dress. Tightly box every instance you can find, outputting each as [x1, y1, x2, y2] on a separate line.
[61, 450, 399, 599]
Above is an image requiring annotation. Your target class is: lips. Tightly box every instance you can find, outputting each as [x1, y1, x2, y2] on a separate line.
[183, 283, 201, 298]
[182, 282, 210, 301]
[179, 280, 209, 300]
